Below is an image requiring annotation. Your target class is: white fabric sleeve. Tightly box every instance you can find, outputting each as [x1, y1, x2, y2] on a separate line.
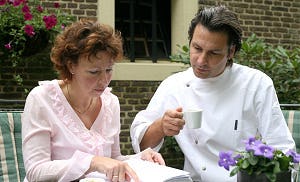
[255, 76, 295, 151]
[130, 77, 180, 153]
[130, 110, 164, 153]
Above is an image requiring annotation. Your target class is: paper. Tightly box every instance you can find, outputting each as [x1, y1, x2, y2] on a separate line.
[125, 158, 192, 182]
[80, 159, 192, 182]
[80, 172, 107, 182]
[79, 177, 106, 182]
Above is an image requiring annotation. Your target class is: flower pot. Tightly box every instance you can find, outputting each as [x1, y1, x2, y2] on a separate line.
[237, 170, 296, 182]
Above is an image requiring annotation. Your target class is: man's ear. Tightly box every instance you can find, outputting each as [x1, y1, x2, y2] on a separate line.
[228, 45, 236, 59]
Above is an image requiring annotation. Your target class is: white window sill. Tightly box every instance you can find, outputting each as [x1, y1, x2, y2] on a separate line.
[112, 60, 189, 81]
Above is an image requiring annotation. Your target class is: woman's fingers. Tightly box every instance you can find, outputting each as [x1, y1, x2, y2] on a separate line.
[140, 148, 166, 165]
[112, 174, 119, 182]
[153, 152, 165, 165]
[105, 162, 139, 182]
[118, 166, 126, 182]
[125, 165, 139, 182]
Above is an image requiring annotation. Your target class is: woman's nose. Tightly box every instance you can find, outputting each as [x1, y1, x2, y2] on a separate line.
[98, 72, 109, 83]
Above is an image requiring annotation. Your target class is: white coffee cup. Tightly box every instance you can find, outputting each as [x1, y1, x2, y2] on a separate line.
[183, 109, 202, 129]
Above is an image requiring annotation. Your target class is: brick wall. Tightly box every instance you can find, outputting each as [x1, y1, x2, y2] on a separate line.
[42, 0, 98, 20]
[109, 81, 160, 153]
[0, 47, 56, 100]
[199, 0, 300, 49]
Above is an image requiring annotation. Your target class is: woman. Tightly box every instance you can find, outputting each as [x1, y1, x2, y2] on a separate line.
[22, 19, 165, 182]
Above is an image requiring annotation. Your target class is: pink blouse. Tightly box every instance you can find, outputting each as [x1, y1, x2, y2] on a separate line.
[22, 80, 123, 181]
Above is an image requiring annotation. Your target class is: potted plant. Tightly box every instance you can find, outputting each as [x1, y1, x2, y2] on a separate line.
[218, 136, 300, 182]
[0, 0, 74, 85]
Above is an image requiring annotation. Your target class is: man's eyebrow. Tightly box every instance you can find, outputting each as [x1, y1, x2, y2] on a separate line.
[210, 49, 225, 52]
[191, 42, 227, 52]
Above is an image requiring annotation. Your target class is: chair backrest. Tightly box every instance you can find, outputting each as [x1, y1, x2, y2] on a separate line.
[282, 110, 300, 153]
[0, 112, 25, 182]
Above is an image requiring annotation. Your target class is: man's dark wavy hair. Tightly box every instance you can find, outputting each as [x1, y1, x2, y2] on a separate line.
[188, 5, 242, 67]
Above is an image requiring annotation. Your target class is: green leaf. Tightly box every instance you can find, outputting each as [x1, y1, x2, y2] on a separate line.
[230, 167, 240, 176]
[272, 161, 281, 174]
[265, 172, 276, 182]
[247, 153, 258, 166]
[241, 159, 250, 169]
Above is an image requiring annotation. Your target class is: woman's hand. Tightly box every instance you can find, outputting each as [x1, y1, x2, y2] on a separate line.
[90, 156, 140, 182]
[140, 148, 165, 165]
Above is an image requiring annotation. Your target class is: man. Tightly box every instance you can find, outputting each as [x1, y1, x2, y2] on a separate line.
[130, 5, 295, 182]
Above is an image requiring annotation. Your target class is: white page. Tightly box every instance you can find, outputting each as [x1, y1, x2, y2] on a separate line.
[125, 158, 191, 182]
[80, 159, 191, 182]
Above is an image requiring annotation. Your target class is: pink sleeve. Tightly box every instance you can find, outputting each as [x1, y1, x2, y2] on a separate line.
[110, 95, 123, 159]
[60, 151, 94, 181]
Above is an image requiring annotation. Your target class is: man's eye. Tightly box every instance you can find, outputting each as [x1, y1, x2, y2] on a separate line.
[194, 46, 201, 51]
[210, 52, 221, 56]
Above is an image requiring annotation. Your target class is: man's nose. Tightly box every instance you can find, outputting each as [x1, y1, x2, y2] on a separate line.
[196, 53, 208, 65]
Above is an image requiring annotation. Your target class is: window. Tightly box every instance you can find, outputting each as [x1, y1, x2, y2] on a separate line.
[115, 0, 171, 62]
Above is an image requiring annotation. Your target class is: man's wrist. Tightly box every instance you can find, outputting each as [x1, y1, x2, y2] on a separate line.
[154, 118, 166, 138]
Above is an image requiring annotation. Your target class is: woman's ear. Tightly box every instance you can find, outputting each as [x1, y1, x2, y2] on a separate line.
[67, 61, 75, 74]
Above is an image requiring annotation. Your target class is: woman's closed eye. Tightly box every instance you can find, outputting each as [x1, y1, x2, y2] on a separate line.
[106, 68, 113, 73]
[88, 68, 113, 75]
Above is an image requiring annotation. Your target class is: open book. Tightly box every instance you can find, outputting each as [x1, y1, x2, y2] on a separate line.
[80, 158, 192, 182]
[125, 158, 192, 182]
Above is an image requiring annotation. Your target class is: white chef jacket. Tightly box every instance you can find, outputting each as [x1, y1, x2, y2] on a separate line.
[130, 63, 295, 182]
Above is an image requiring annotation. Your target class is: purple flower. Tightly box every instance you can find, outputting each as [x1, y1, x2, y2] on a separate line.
[23, 12, 33, 21]
[21, 4, 29, 13]
[234, 154, 242, 161]
[43, 14, 57, 29]
[244, 137, 262, 152]
[286, 149, 300, 163]
[61, 24, 66, 30]
[36, 5, 43, 13]
[24, 24, 35, 37]
[54, 2, 60, 8]
[0, 0, 6, 6]
[219, 136, 298, 179]
[4, 42, 12, 50]
[254, 143, 274, 159]
[12, 0, 24, 6]
[218, 151, 236, 171]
